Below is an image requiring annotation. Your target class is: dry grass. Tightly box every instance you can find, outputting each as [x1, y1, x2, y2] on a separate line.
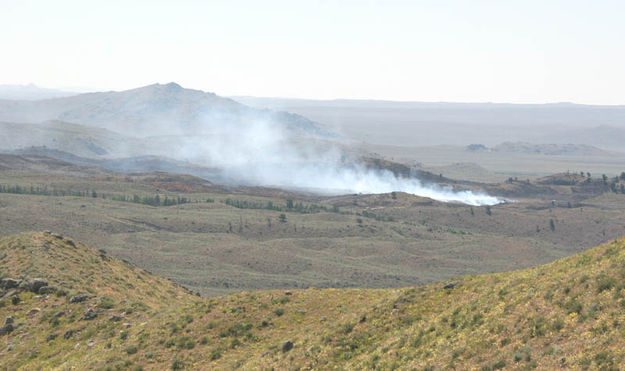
[2, 232, 625, 369]
[1, 169, 625, 297]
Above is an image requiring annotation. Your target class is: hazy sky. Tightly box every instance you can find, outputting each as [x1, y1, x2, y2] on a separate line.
[1, 0, 624, 104]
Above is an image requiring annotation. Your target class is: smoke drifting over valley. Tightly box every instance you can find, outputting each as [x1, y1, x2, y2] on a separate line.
[0, 83, 501, 205]
[172, 119, 501, 206]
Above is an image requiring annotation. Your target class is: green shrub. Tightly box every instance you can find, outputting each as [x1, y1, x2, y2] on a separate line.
[220, 323, 253, 338]
[551, 317, 565, 331]
[97, 296, 116, 310]
[49, 317, 60, 327]
[171, 360, 184, 370]
[564, 299, 582, 314]
[471, 313, 484, 327]
[579, 274, 589, 283]
[338, 322, 355, 335]
[492, 359, 506, 369]
[210, 348, 222, 360]
[169, 323, 180, 335]
[451, 349, 463, 360]
[272, 296, 290, 305]
[176, 336, 195, 349]
[597, 275, 616, 293]
[594, 351, 615, 367]
[530, 316, 546, 337]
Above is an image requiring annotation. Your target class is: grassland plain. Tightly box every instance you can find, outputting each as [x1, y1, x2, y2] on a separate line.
[2, 168, 625, 296]
[2, 232, 625, 369]
[362, 143, 625, 182]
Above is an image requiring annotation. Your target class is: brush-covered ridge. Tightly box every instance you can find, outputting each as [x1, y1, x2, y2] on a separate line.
[1, 232, 625, 369]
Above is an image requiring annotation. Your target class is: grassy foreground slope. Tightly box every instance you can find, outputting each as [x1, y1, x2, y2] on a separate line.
[2, 232, 625, 370]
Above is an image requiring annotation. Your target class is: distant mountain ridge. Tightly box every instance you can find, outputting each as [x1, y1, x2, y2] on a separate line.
[0, 120, 130, 158]
[466, 142, 612, 156]
[4, 147, 222, 180]
[233, 95, 625, 109]
[0, 84, 78, 100]
[0, 83, 327, 137]
[232, 96, 625, 150]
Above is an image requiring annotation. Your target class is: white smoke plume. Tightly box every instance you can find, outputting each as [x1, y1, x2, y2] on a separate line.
[171, 119, 501, 206]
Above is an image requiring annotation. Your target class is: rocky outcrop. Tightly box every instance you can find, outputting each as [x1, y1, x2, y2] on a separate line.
[282, 341, 294, 352]
[0, 278, 20, 290]
[28, 278, 48, 293]
[83, 308, 97, 320]
[69, 294, 89, 303]
[0, 316, 14, 336]
[38, 286, 58, 294]
[443, 281, 460, 289]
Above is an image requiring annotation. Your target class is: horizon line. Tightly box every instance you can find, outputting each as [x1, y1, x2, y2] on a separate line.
[2, 82, 625, 107]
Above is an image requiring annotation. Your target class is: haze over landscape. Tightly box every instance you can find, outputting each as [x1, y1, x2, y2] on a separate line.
[2, 1, 625, 370]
